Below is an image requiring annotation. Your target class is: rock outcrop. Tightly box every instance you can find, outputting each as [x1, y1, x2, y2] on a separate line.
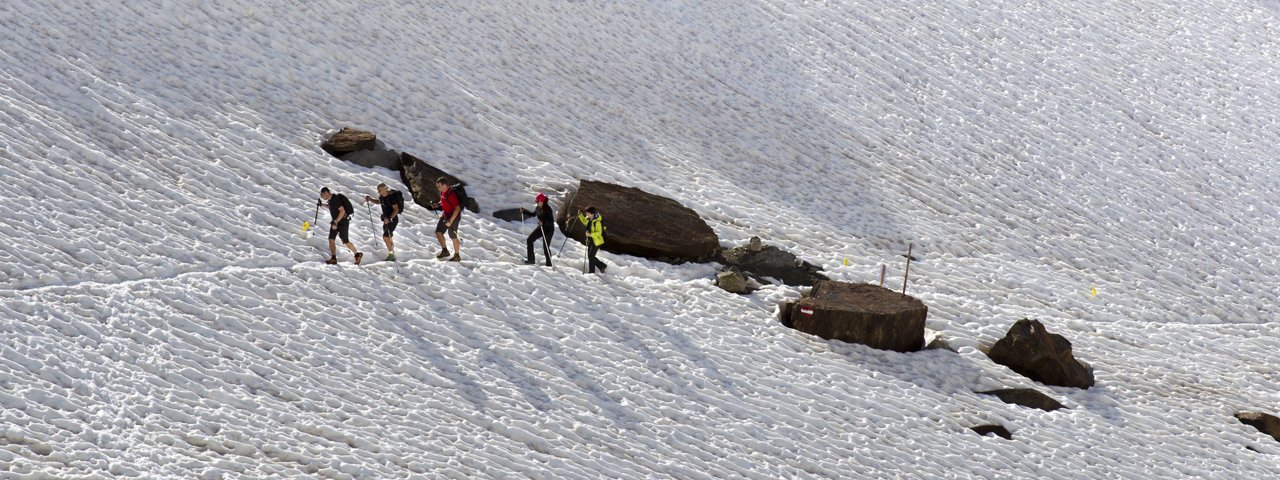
[780, 281, 927, 352]
[556, 180, 719, 262]
[717, 236, 826, 286]
[987, 319, 1095, 389]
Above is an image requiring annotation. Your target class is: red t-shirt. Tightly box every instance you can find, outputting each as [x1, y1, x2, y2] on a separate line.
[439, 188, 460, 217]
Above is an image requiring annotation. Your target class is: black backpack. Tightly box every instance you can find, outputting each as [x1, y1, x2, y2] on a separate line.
[451, 183, 469, 213]
[390, 189, 406, 214]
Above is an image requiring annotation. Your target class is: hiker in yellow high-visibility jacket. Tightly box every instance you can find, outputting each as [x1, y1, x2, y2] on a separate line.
[576, 206, 608, 274]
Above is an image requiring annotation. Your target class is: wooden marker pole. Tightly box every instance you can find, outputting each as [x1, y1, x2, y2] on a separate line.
[902, 243, 913, 295]
[879, 264, 886, 287]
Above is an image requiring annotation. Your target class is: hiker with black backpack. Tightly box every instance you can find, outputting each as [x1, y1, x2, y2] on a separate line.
[520, 192, 555, 266]
[576, 205, 607, 274]
[320, 187, 364, 265]
[364, 183, 405, 261]
[431, 177, 463, 262]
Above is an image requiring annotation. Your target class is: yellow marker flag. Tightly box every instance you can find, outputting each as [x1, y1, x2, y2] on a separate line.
[1091, 287, 1097, 297]
[843, 258, 849, 266]
[302, 221, 311, 232]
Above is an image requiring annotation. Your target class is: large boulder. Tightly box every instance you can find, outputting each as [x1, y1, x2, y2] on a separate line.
[718, 236, 827, 286]
[1237, 412, 1280, 443]
[556, 180, 720, 262]
[780, 281, 927, 352]
[987, 319, 1095, 389]
[398, 153, 480, 213]
[322, 128, 377, 157]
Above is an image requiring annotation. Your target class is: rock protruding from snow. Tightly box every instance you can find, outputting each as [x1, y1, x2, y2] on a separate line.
[399, 153, 480, 213]
[556, 180, 720, 262]
[971, 425, 1012, 440]
[988, 319, 1095, 389]
[978, 389, 1067, 412]
[780, 281, 927, 352]
[715, 270, 750, 294]
[322, 128, 377, 157]
[340, 148, 400, 170]
[717, 236, 827, 286]
[1237, 412, 1280, 442]
[492, 208, 527, 223]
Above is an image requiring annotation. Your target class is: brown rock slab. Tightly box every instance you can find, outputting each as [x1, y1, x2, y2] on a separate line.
[780, 281, 927, 352]
[322, 128, 377, 157]
[1237, 412, 1280, 442]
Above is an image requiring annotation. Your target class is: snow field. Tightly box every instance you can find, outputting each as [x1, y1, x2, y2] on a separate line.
[4, 0, 1280, 477]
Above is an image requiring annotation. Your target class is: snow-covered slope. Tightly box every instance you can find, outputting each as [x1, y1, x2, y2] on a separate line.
[4, 0, 1280, 477]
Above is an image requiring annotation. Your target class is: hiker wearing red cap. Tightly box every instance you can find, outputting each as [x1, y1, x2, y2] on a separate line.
[520, 193, 555, 266]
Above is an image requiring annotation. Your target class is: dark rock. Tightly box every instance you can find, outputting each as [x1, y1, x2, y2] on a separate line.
[978, 389, 1066, 412]
[971, 425, 1012, 440]
[779, 281, 926, 352]
[717, 236, 827, 287]
[715, 271, 749, 294]
[988, 319, 1095, 389]
[322, 128, 377, 157]
[556, 180, 719, 262]
[924, 334, 954, 352]
[339, 148, 400, 170]
[1237, 412, 1280, 442]
[398, 153, 480, 213]
[492, 208, 528, 223]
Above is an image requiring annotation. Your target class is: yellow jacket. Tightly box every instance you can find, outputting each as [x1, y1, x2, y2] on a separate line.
[577, 212, 605, 246]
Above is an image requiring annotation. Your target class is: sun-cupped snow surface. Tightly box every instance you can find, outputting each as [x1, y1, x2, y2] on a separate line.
[4, 0, 1280, 477]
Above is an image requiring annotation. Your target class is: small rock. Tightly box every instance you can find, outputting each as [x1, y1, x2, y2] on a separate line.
[978, 388, 1066, 412]
[971, 425, 1012, 440]
[988, 319, 1095, 389]
[716, 271, 750, 294]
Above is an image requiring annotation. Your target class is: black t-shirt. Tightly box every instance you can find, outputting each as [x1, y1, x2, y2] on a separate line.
[380, 190, 405, 220]
[536, 202, 554, 226]
[329, 194, 354, 222]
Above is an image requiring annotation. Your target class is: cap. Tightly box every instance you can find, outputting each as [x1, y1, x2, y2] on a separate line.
[535, 193, 547, 204]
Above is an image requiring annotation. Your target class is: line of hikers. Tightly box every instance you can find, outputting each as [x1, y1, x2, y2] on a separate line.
[316, 177, 608, 273]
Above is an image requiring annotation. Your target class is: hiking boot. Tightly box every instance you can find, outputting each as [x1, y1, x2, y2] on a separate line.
[385, 253, 397, 262]
[354, 252, 364, 265]
[448, 254, 461, 262]
[435, 249, 450, 259]
[599, 264, 608, 274]
[523, 259, 536, 265]
[325, 256, 338, 265]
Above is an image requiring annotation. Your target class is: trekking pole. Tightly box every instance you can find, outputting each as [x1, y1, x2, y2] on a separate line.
[366, 201, 378, 248]
[313, 199, 321, 227]
[540, 223, 556, 270]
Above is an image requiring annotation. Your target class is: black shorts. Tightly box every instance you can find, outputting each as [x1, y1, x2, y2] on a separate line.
[435, 216, 460, 239]
[328, 219, 351, 243]
[382, 217, 399, 238]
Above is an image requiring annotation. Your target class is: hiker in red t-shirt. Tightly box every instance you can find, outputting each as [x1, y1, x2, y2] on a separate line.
[431, 177, 462, 261]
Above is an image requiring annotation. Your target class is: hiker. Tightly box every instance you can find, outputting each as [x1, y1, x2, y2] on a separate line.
[520, 193, 555, 266]
[431, 177, 462, 261]
[576, 205, 607, 274]
[365, 183, 405, 261]
[320, 187, 363, 265]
